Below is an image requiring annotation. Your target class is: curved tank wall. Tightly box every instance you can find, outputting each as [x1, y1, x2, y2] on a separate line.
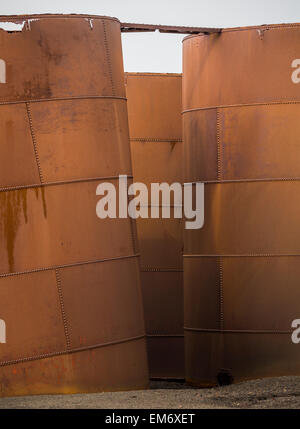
[183, 23, 300, 386]
[125, 73, 184, 378]
[0, 14, 148, 396]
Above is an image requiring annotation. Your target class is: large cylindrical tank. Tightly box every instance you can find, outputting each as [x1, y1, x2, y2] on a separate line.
[0, 14, 148, 396]
[183, 23, 300, 386]
[125, 73, 184, 378]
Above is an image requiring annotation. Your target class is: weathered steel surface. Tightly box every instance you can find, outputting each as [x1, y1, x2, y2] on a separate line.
[125, 73, 184, 378]
[183, 23, 300, 386]
[0, 15, 148, 396]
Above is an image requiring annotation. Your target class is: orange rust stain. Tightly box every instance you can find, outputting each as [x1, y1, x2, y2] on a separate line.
[33, 187, 47, 218]
[170, 141, 177, 152]
[0, 189, 28, 272]
[41, 187, 47, 218]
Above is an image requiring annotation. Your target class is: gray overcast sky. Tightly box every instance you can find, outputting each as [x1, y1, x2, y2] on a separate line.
[0, 0, 300, 72]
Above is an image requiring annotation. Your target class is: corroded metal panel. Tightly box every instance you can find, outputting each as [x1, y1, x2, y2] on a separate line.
[0, 15, 148, 396]
[125, 73, 184, 378]
[183, 23, 300, 386]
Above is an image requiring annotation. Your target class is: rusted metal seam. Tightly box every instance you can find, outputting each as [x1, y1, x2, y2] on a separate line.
[0, 254, 140, 279]
[189, 177, 300, 184]
[102, 19, 115, 96]
[0, 175, 133, 193]
[126, 73, 182, 77]
[130, 138, 182, 142]
[55, 269, 71, 350]
[141, 268, 183, 272]
[219, 257, 224, 331]
[139, 204, 183, 208]
[128, 188, 139, 254]
[146, 334, 184, 338]
[184, 254, 300, 257]
[129, 217, 139, 255]
[0, 334, 145, 368]
[26, 102, 44, 184]
[216, 108, 222, 181]
[182, 99, 300, 114]
[0, 95, 126, 106]
[184, 327, 292, 334]
[216, 110, 224, 338]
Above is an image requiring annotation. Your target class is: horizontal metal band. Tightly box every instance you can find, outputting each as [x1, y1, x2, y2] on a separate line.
[184, 254, 300, 258]
[0, 254, 140, 279]
[150, 377, 185, 381]
[182, 99, 300, 114]
[125, 73, 182, 78]
[0, 174, 133, 193]
[138, 205, 183, 208]
[0, 95, 126, 107]
[147, 334, 184, 338]
[130, 138, 182, 143]
[0, 334, 145, 368]
[141, 268, 183, 272]
[188, 177, 300, 185]
[184, 327, 292, 334]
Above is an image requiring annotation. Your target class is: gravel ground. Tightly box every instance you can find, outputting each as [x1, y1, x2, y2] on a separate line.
[0, 377, 300, 409]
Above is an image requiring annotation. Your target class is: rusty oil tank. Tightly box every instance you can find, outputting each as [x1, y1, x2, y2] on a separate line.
[125, 73, 184, 378]
[183, 23, 300, 386]
[0, 14, 148, 396]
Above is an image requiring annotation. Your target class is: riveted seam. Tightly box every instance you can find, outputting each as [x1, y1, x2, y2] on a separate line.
[219, 256, 224, 331]
[102, 19, 115, 96]
[141, 267, 183, 272]
[0, 335, 145, 368]
[55, 269, 71, 350]
[184, 327, 292, 334]
[182, 99, 300, 114]
[188, 177, 300, 184]
[216, 108, 222, 181]
[0, 254, 139, 279]
[0, 95, 126, 106]
[184, 253, 300, 257]
[130, 138, 182, 143]
[0, 175, 133, 194]
[26, 102, 44, 184]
